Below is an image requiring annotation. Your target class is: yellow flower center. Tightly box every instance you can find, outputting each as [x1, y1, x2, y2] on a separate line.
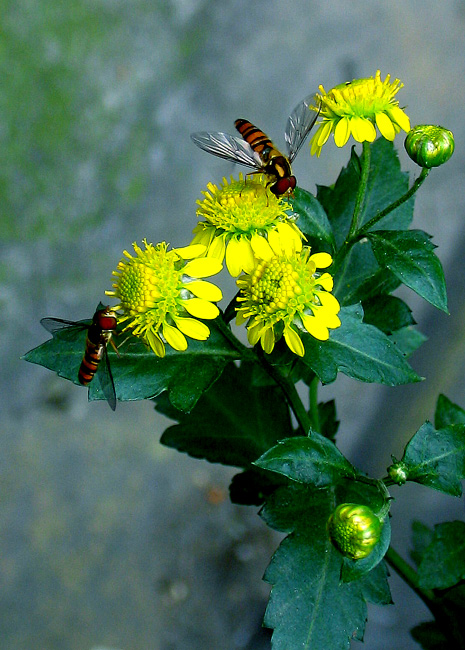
[197, 175, 289, 234]
[246, 253, 317, 323]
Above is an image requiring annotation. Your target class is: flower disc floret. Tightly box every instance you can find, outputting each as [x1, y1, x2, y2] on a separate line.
[236, 239, 341, 357]
[106, 240, 222, 357]
[310, 70, 411, 156]
[192, 174, 303, 277]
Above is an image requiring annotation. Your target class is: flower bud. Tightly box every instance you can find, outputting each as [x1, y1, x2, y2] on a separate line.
[405, 125, 455, 168]
[328, 503, 382, 560]
[387, 460, 408, 485]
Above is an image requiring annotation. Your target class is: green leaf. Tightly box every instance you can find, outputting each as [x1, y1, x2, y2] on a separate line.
[159, 362, 293, 468]
[435, 394, 465, 428]
[367, 230, 448, 313]
[411, 521, 434, 567]
[254, 433, 357, 487]
[362, 294, 415, 334]
[401, 421, 465, 495]
[417, 521, 465, 589]
[260, 484, 390, 649]
[411, 622, 449, 650]
[317, 139, 413, 248]
[228, 468, 288, 506]
[360, 561, 392, 605]
[291, 187, 336, 253]
[23, 316, 240, 412]
[301, 304, 421, 385]
[389, 326, 427, 358]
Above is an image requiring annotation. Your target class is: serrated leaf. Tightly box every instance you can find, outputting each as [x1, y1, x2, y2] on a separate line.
[388, 326, 427, 358]
[401, 421, 465, 495]
[417, 521, 465, 589]
[23, 316, 240, 411]
[160, 362, 293, 468]
[291, 187, 336, 253]
[435, 394, 465, 429]
[228, 468, 288, 506]
[360, 561, 392, 605]
[362, 294, 415, 334]
[367, 230, 448, 313]
[318, 139, 413, 306]
[260, 485, 388, 650]
[254, 433, 357, 487]
[301, 304, 421, 386]
[317, 139, 413, 248]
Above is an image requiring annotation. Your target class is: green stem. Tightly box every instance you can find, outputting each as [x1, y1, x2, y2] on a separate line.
[215, 312, 255, 359]
[347, 141, 371, 240]
[358, 166, 430, 237]
[385, 546, 435, 607]
[256, 349, 312, 434]
[308, 376, 320, 433]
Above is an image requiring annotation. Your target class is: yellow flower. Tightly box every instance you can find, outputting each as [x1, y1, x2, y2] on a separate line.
[310, 70, 411, 156]
[106, 240, 222, 357]
[235, 235, 341, 357]
[192, 173, 304, 277]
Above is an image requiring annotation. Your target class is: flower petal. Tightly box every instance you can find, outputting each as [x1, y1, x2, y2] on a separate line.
[351, 116, 376, 142]
[261, 326, 275, 354]
[334, 117, 351, 147]
[146, 329, 166, 357]
[388, 106, 411, 133]
[226, 237, 244, 277]
[174, 316, 210, 340]
[174, 244, 207, 259]
[375, 112, 396, 141]
[162, 322, 188, 351]
[183, 257, 222, 278]
[250, 233, 274, 261]
[283, 325, 305, 357]
[309, 252, 332, 269]
[300, 313, 329, 340]
[181, 297, 219, 319]
[186, 280, 222, 302]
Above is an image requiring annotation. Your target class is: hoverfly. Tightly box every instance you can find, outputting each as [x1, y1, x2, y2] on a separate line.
[191, 95, 319, 196]
[40, 306, 118, 410]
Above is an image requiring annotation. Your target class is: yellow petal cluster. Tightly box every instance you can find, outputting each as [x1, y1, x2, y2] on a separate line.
[192, 174, 303, 277]
[310, 70, 411, 156]
[236, 236, 341, 357]
[106, 240, 222, 357]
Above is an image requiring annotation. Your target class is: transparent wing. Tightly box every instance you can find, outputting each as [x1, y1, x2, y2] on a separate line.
[285, 95, 320, 163]
[40, 317, 88, 334]
[97, 344, 117, 411]
[191, 131, 263, 169]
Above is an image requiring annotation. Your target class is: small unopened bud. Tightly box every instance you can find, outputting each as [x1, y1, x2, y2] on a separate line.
[405, 125, 455, 168]
[328, 503, 382, 560]
[387, 460, 408, 485]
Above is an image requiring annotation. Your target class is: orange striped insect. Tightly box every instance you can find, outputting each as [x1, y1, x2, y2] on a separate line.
[191, 95, 319, 196]
[41, 306, 118, 410]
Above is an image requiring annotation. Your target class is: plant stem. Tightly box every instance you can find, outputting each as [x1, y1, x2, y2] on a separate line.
[358, 167, 430, 237]
[256, 349, 312, 434]
[385, 545, 435, 607]
[347, 141, 371, 240]
[308, 376, 320, 433]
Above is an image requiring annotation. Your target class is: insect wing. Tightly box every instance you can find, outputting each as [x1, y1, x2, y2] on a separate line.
[191, 131, 263, 169]
[96, 343, 117, 411]
[40, 317, 88, 335]
[285, 94, 320, 163]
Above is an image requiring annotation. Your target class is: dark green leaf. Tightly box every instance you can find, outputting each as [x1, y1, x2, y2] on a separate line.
[411, 521, 434, 567]
[362, 294, 415, 334]
[160, 362, 293, 468]
[367, 230, 448, 313]
[401, 421, 465, 495]
[260, 484, 389, 649]
[291, 187, 336, 253]
[317, 139, 413, 248]
[23, 316, 240, 412]
[318, 399, 339, 440]
[411, 622, 449, 650]
[254, 433, 357, 487]
[417, 521, 465, 589]
[301, 304, 421, 386]
[228, 468, 288, 506]
[360, 561, 392, 605]
[389, 326, 427, 358]
[435, 394, 465, 429]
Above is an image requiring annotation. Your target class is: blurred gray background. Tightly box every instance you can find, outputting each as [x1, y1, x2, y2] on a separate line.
[2, 1, 465, 648]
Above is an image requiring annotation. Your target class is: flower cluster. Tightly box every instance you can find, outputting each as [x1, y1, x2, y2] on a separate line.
[310, 70, 411, 156]
[106, 240, 222, 357]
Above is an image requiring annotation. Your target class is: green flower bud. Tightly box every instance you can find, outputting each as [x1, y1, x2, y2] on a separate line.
[328, 503, 382, 560]
[387, 460, 408, 485]
[405, 125, 455, 168]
